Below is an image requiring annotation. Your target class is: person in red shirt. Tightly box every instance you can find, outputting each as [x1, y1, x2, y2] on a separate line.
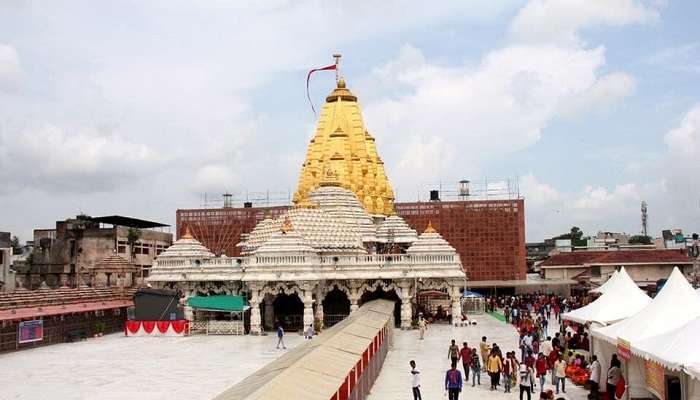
[548, 347, 559, 385]
[460, 342, 472, 382]
[535, 353, 548, 393]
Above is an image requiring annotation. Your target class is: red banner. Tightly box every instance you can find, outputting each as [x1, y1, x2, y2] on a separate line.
[157, 321, 171, 334]
[306, 64, 336, 115]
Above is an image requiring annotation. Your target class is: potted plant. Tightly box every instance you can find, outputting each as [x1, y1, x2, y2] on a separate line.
[93, 321, 106, 337]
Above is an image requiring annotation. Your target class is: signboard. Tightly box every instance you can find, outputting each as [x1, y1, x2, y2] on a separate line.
[18, 320, 44, 343]
[617, 338, 631, 361]
[644, 360, 665, 400]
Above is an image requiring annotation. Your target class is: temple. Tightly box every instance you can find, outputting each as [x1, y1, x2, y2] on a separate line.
[148, 72, 466, 334]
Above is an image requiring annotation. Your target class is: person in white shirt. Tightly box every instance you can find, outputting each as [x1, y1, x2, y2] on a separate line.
[554, 354, 567, 394]
[410, 360, 422, 400]
[588, 355, 601, 400]
[540, 336, 553, 356]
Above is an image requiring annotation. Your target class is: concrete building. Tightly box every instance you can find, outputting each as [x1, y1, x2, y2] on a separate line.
[18, 215, 172, 289]
[540, 249, 693, 289]
[0, 232, 15, 292]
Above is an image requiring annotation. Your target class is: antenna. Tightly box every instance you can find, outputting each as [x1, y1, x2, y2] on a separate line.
[641, 201, 648, 236]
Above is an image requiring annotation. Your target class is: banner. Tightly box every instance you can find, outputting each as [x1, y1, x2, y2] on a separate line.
[644, 360, 665, 400]
[18, 320, 43, 343]
[617, 338, 631, 361]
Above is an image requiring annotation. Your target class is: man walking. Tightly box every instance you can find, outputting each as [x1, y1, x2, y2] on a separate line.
[445, 361, 463, 400]
[589, 355, 601, 400]
[448, 339, 460, 366]
[460, 342, 471, 381]
[418, 315, 427, 340]
[554, 353, 567, 394]
[519, 363, 534, 400]
[479, 336, 490, 371]
[410, 360, 422, 400]
[276, 324, 286, 349]
[470, 348, 481, 386]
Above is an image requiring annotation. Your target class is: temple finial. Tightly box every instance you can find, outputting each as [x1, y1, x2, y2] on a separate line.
[424, 220, 436, 234]
[333, 53, 342, 83]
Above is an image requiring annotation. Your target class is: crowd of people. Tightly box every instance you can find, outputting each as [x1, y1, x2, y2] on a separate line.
[410, 292, 623, 400]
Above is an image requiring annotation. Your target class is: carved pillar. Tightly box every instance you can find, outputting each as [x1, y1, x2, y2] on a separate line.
[248, 283, 263, 335]
[315, 285, 324, 330]
[450, 283, 462, 326]
[264, 297, 275, 330]
[348, 280, 362, 313]
[398, 280, 413, 330]
[301, 282, 317, 331]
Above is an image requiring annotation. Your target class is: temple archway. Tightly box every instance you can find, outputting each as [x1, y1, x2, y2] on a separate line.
[273, 293, 304, 331]
[359, 287, 401, 327]
[322, 287, 350, 327]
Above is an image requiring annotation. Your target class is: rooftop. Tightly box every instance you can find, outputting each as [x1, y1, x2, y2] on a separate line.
[89, 215, 169, 229]
[540, 249, 692, 267]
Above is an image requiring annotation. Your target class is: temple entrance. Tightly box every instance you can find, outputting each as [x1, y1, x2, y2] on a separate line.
[322, 287, 350, 327]
[360, 288, 401, 327]
[272, 293, 303, 331]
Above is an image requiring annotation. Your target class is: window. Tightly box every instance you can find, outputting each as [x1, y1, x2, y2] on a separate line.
[117, 240, 127, 254]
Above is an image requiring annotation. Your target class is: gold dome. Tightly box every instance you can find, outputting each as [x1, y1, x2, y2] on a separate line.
[294, 80, 395, 215]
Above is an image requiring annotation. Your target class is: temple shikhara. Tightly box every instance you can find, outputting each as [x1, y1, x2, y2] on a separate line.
[148, 64, 466, 333]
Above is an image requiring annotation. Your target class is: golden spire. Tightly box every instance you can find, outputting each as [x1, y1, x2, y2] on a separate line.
[424, 221, 436, 234]
[181, 225, 194, 239]
[293, 57, 396, 215]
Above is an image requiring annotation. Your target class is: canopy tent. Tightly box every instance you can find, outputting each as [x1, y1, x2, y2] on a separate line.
[187, 295, 249, 312]
[592, 268, 700, 346]
[462, 290, 484, 298]
[562, 267, 650, 325]
[589, 269, 619, 294]
[632, 316, 700, 380]
[591, 268, 700, 398]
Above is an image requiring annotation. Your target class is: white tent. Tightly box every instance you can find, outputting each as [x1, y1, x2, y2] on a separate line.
[562, 267, 650, 325]
[592, 267, 700, 398]
[633, 316, 700, 380]
[589, 269, 619, 294]
[593, 267, 700, 345]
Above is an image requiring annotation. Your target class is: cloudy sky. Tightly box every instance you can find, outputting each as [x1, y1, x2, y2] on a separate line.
[1, 0, 699, 242]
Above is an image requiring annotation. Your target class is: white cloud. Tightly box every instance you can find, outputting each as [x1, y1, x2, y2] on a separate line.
[0, 124, 161, 193]
[510, 0, 659, 44]
[645, 42, 700, 74]
[0, 44, 25, 92]
[664, 104, 700, 158]
[362, 44, 623, 191]
[557, 72, 636, 118]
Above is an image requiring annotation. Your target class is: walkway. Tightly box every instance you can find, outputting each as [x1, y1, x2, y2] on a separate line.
[0, 332, 303, 400]
[368, 314, 588, 400]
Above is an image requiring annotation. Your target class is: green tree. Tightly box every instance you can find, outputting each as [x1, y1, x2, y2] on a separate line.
[554, 226, 587, 246]
[629, 235, 652, 245]
[10, 235, 22, 255]
[126, 227, 142, 261]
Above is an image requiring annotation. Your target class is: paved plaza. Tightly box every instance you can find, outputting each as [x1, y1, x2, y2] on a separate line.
[369, 314, 588, 400]
[0, 314, 587, 400]
[0, 332, 303, 400]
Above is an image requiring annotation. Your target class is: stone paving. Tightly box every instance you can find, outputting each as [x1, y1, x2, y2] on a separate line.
[0, 314, 589, 400]
[368, 314, 588, 400]
[0, 332, 303, 400]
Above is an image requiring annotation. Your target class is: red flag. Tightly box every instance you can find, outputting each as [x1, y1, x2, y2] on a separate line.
[306, 64, 336, 115]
